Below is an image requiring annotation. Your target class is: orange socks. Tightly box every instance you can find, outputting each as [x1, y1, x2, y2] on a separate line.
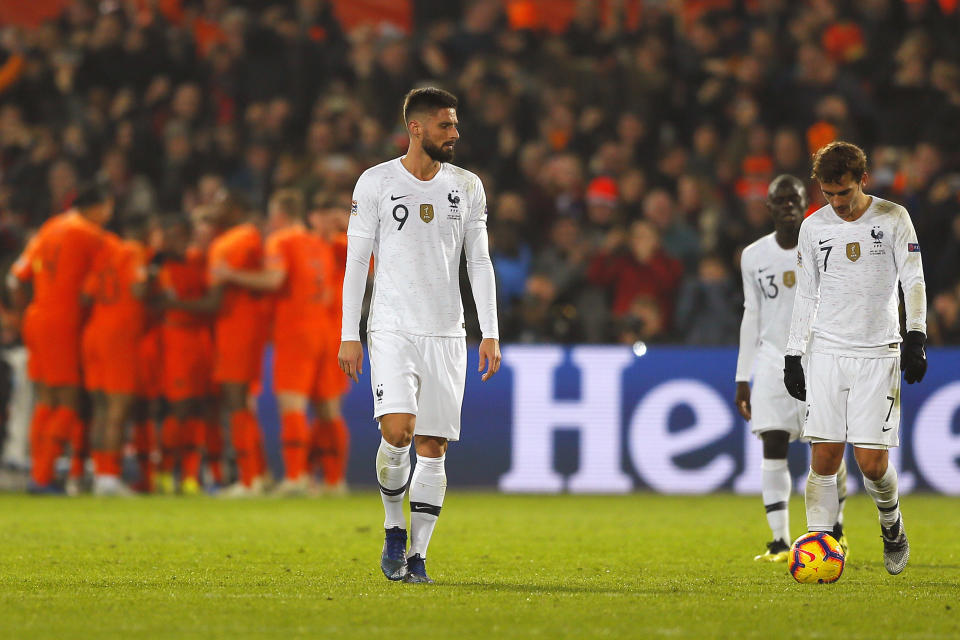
[132, 420, 155, 491]
[68, 414, 88, 480]
[31, 406, 74, 487]
[28, 403, 51, 464]
[204, 419, 223, 484]
[160, 416, 180, 473]
[313, 417, 350, 485]
[230, 410, 257, 486]
[281, 411, 309, 481]
[181, 418, 205, 482]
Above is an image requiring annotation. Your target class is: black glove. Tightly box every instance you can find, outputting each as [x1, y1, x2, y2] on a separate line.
[902, 330, 927, 384]
[783, 355, 806, 401]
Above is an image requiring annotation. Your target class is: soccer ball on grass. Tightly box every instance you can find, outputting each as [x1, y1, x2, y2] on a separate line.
[789, 532, 845, 584]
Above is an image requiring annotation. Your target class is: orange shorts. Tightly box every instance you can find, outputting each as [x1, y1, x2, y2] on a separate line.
[273, 331, 347, 400]
[315, 335, 348, 401]
[33, 312, 82, 387]
[163, 326, 213, 402]
[22, 305, 41, 382]
[213, 323, 265, 385]
[138, 327, 163, 399]
[82, 322, 141, 395]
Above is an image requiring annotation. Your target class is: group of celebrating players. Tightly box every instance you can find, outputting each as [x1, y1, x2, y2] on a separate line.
[7, 181, 353, 497]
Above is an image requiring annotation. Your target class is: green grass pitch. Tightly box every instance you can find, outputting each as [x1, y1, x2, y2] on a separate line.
[1, 492, 958, 639]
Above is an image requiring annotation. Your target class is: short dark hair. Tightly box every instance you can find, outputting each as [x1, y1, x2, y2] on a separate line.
[269, 188, 305, 219]
[73, 182, 111, 209]
[811, 141, 867, 184]
[402, 87, 458, 125]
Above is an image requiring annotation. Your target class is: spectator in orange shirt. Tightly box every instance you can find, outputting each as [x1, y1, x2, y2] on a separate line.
[8, 184, 112, 493]
[81, 215, 150, 495]
[214, 189, 335, 495]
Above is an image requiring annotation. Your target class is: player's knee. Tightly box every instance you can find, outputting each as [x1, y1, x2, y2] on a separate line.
[380, 414, 415, 447]
[277, 393, 308, 414]
[171, 401, 191, 422]
[415, 436, 447, 458]
[810, 443, 845, 475]
[855, 454, 888, 482]
[761, 430, 790, 459]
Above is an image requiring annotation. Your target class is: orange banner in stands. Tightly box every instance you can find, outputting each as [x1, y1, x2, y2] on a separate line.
[0, 0, 411, 32]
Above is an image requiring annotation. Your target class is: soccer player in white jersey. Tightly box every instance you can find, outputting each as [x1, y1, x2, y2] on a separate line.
[338, 87, 501, 584]
[736, 175, 848, 563]
[784, 141, 927, 575]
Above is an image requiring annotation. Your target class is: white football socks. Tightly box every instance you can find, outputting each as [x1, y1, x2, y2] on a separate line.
[376, 438, 411, 530]
[805, 469, 839, 533]
[408, 453, 446, 559]
[761, 458, 791, 543]
[862, 462, 900, 528]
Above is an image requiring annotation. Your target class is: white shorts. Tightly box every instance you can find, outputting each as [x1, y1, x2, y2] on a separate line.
[803, 351, 901, 448]
[367, 330, 466, 442]
[750, 359, 805, 441]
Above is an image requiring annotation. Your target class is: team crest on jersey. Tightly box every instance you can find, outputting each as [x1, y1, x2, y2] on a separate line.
[783, 270, 796, 288]
[869, 226, 886, 255]
[846, 242, 861, 262]
[447, 190, 460, 209]
[420, 204, 434, 223]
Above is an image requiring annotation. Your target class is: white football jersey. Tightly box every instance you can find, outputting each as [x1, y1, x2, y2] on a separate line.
[736, 233, 801, 379]
[348, 157, 487, 337]
[786, 196, 926, 356]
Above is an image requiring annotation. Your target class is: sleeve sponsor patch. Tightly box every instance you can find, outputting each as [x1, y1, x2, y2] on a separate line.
[908, 243, 920, 252]
[350, 200, 358, 215]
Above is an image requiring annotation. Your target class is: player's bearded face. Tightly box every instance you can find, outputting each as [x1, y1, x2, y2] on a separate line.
[421, 109, 458, 162]
[423, 130, 456, 162]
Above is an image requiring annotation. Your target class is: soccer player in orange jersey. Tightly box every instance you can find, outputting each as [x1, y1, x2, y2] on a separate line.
[214, 189, 334, 495]
[168, 194, 267, 495]
[8, 185, 112, 493]
[307, 192, 353, 493]
[8, 234, 52, 485]
[80, 215, 150, 495]
[153, 215, 216, 495]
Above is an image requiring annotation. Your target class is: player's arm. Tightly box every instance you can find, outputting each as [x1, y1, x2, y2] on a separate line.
[162, 284, 224, 314]
[338, 234, 373, 382]
[465, 178, 501, 382]
[212, 264, 286, 292]
[783, 224, 819, 400]
[785, 223, 820, 357]
[339, 173, 378, 383]
[895, 208, 928, 383]
[734, 252, 760, 420]
[6, 237, 38, 310]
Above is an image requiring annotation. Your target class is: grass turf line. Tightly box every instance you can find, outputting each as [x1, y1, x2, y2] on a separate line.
[0, 493, 958, 639]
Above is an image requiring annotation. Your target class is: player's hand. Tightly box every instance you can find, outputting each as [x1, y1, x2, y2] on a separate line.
[478, 338, 501, 382]
[901, 330, 927, 384]
[338, 340, 363, 383]
[783, 355, 806, 401]
[735, 381, 752, 421]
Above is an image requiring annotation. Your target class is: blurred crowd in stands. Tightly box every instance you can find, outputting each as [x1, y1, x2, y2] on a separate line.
[1, 0, 959, 346]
